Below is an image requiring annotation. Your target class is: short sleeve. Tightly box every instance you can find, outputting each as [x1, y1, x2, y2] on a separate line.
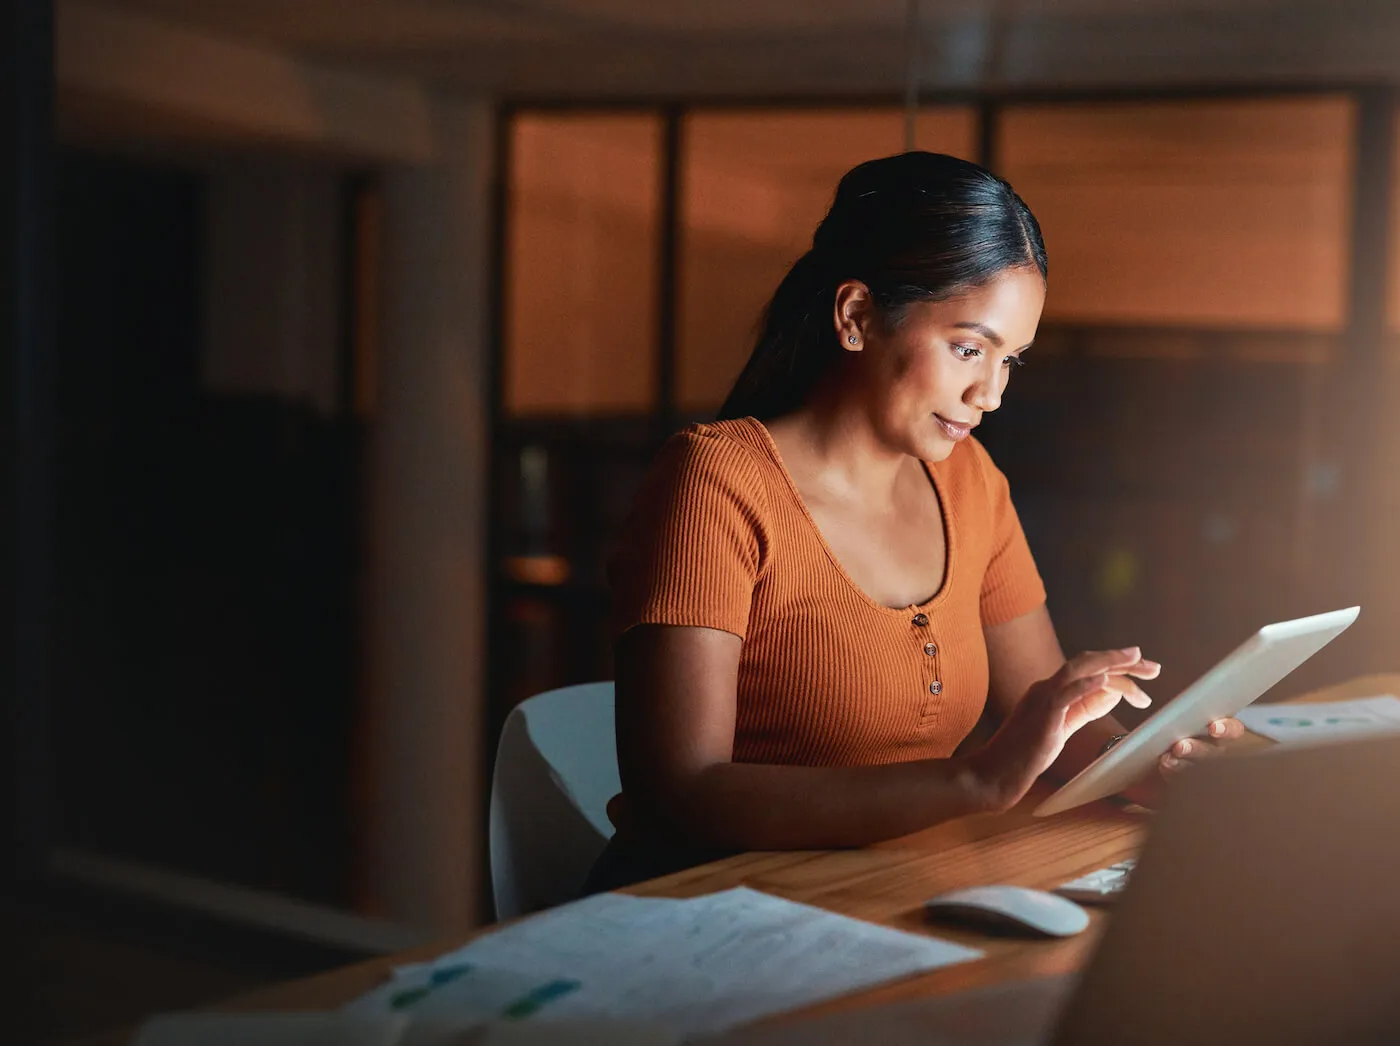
[608, 428, 769, 640]
[969, 440, 1047, 626]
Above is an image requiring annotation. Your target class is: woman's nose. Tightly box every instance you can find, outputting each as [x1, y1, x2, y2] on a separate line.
[967, 374, 1002, 413]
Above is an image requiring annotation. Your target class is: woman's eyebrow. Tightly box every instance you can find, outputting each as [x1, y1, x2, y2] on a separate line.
[952, 321, 1004, 348]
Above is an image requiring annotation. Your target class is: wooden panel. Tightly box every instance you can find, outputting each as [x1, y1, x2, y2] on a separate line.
[505, 113, 662, 416]
[999, 96, 1355, 332]
[676, 107, 979, 413]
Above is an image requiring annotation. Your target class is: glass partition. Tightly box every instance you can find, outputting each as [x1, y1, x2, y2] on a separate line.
[998, 96, 1355, 336]
[505, 113, 663, 416]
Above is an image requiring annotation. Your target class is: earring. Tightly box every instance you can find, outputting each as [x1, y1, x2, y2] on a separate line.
[848, 335, 859, 345]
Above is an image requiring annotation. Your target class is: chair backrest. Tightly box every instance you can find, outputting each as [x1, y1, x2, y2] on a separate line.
[488, 681, 619, 921]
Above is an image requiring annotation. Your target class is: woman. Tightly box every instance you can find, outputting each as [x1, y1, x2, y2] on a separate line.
[588, 151, 1243, 892]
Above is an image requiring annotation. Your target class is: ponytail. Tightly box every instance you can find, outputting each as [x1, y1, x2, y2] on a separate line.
[717, 250, 835, 421]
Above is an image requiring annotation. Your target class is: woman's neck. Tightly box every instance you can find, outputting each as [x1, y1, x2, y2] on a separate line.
[766, 386, 911, 507]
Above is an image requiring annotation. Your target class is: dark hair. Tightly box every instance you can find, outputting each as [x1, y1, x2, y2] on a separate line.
[717, 151, 1046, 422]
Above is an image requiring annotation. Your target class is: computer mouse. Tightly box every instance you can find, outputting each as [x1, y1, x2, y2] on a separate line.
[924, 884, 1090, 938]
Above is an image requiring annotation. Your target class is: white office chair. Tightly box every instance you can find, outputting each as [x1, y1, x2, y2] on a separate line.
[488, 680, 620, 921]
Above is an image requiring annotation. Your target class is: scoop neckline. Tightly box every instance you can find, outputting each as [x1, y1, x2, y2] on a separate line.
[740, 416, 957, 619]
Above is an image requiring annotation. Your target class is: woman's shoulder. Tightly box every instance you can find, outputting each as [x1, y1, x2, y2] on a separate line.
[639, 417, 773, 512]
[654, 418, 771, 486]
[674, 417, 771, 458]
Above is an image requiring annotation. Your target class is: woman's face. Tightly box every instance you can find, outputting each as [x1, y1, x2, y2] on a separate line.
[839, 268, 1046, 463]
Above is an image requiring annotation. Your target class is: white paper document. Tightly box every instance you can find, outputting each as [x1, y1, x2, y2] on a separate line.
[1237, 695, 1400, 745]
[346, 887, 982, 1038]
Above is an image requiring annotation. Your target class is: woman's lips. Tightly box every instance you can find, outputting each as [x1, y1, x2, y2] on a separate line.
[933, 413, 975, 441]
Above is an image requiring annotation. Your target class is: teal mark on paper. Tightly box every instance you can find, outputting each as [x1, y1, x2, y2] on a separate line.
[389, 962, 473, 1010]
[1268, 715, 1375, 729]
[390, 986, 431, 1010]
[387, 964, 578, 1019]
[502, 978, 582, 1020]
[431, 965, 473, 986]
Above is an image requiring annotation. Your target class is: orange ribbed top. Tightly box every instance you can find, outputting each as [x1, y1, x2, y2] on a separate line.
[609, 416, 1046, 767]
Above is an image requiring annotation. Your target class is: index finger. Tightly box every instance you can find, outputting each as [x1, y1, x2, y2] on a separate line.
[1058, 647, 1150, 685]
[1123, 657, 1161, 681]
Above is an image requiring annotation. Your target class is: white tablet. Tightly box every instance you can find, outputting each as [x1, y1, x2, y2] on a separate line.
[1032, 606, 1360, 817]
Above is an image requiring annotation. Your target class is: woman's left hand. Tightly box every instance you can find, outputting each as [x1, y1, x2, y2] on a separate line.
[1119, 716, 1248, 808]
[1159, 715, 1248, 775]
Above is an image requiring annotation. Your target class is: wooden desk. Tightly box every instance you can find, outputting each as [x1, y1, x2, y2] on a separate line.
[107, 673, 1400, 1038]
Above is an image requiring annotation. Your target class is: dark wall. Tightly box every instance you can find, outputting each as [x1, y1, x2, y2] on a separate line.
[4, 0, 56, 888]
[54, 150, 362, 906]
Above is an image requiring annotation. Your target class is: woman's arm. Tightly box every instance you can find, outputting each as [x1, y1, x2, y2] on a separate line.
[616, 621, 1144, 849]
[615, 624, 992, 850]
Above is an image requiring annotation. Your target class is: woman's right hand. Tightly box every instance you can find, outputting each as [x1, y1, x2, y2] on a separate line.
[966, 647, 1155, 811]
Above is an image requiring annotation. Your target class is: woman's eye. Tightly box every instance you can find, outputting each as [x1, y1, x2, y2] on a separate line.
[953, 344, 980, 359]
[1003, 355, 1026, 369]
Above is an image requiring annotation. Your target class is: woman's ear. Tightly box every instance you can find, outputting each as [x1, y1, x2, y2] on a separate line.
[833, 279, 875, 351]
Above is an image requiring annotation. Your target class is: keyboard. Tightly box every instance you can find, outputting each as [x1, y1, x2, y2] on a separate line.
[1055, 858, 1136, 904]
